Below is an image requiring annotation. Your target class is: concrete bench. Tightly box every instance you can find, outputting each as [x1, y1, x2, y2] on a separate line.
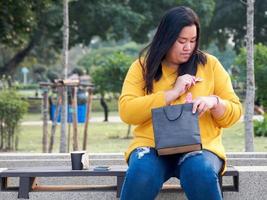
[0, 165, 238, 199]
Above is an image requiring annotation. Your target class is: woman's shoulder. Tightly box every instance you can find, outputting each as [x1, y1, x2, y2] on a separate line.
[202, 52, 220, 64]
[128, 58, 144, 73]
[123, 58, 145, 80]
[202, 52, 228, 74]
[200, 52, 222, 70]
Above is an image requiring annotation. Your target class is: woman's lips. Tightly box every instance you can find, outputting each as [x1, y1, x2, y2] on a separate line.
[181, 53, 191, 58]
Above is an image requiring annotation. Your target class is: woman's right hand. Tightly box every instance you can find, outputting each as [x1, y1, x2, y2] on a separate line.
[173, 74, 196, 96]
[164, 74, 197, 105]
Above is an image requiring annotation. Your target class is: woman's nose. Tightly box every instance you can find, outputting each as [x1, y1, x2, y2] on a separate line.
[184, 42, 191, 50]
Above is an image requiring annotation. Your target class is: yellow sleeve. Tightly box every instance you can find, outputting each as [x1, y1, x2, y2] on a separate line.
[212, 58, 243, 128]
[118, 60, 166, 125]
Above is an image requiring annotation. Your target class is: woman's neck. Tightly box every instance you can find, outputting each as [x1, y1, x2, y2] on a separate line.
[162, 60, 179, 70]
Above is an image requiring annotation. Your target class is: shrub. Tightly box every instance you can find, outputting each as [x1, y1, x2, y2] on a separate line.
[254, 115, 267, 137]
[234, 43, 267, 107]
[0, 90, 28, 151]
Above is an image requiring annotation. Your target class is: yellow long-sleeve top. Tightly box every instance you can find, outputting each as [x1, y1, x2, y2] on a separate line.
[119, 53, 242, 173]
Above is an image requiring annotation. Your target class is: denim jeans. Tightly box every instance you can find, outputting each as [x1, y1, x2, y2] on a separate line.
[120, 148, 223, 200]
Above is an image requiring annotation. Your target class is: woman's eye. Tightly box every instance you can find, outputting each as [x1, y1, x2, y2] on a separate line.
[178, 40, 186, 44]
[190, 40, 196, 43]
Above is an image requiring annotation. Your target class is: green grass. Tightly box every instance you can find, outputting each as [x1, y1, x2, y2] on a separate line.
[223, 122, 267, 152]
[22, 112, 119, 121]
[17, 117, 267, 153]
[17, 122, 131, 153]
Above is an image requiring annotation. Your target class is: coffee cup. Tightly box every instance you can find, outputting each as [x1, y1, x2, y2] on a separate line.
[71, 151, 86, 170]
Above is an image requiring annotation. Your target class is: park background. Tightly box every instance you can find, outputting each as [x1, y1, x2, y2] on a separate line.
[0, 0, 267, 154]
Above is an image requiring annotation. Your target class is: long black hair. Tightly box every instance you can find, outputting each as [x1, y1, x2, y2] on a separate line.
[139, 6, 207, 94]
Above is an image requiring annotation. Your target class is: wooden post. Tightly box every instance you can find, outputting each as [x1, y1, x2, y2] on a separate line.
[48, 87, 62, 153]
[83, 88, 93, 150]
[72, 87, 78, 151]
[42, 88, 49, 153]
[60, 86, 68, 153]
[67, 122, 71, 152]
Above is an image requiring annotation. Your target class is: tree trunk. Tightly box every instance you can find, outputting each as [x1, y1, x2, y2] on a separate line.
[0, 40, 34, 75]
[100, 96, 109, 122]
[15, 132, 19, 151]
[0, 121, 3, 149]
[60, 0, 69, 153]
[244, 0, 255, 152]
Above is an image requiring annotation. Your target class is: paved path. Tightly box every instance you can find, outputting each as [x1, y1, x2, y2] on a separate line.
[21, 115, 264, 126]
[21, 116, 122, 125]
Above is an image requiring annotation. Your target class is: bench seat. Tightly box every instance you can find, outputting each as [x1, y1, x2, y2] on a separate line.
[0, 165, 238, 199]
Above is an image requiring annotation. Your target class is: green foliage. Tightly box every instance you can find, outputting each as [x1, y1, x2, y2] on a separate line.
[0, 0, 63, 74]
[46, 70, 59, 82]
[254, 115, 267, 137]
[78, 42, 142, 71]
[0, 89, 28, 151]
[14, 84, 39, 90]
[72, 67, 85, 76]
[0, 0, 216, 74]
[78, 42, 140, 103]
[90, 52, 134, 96]
[234, 43, 267, 107]
[208, 0, 267, 52]
[206, 42, 236, 71]
[91, 98, 119, 112]
[2, 0, 266, 77]
[0, 0, 62, 48]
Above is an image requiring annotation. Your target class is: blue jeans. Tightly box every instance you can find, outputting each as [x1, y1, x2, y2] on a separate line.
[120, 148, 223, 200]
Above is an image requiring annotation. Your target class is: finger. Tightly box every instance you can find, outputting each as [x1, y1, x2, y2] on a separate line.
[185, 78, 194, 89]
[192, 99, 201, 114]
[197, 101, 206, 113]
[195, 77, 203, 82]
[184, 80, 192, 90]
[190, 76, 196, 86]
[199, 105, 209, 117]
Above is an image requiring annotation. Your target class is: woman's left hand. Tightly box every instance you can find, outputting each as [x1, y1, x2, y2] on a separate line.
[186, 94, 218, 117]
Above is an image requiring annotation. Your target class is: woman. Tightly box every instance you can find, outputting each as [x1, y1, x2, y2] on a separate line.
[119, 6, 242, 200]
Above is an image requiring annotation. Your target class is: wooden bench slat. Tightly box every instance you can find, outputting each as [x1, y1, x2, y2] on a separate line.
[33, 185, 117, 191]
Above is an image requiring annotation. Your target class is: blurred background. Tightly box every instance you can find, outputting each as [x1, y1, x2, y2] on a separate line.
[0, 0, 266, 153]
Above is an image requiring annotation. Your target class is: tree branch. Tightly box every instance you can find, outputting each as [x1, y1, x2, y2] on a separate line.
[240, 0, 248, 6]
[0, 40, 35, 75]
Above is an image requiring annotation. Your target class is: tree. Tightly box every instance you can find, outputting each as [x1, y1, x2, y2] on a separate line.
[90, 52, 134, 121]
[1, 0, 216, 75]
[235, 44, 267, 108]
[79, 42, 141, 121]
[244, 0, 255, 152]
[0, 90, 28, 151]
[208, 0, 267, 52]
[0, 0, 63, 74]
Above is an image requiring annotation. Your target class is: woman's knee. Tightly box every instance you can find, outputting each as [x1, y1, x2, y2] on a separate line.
[179, 152, 220, 186]
[125, 165, 161, 187]
[120, 165, 163, 200]
[178, 152, 223, 200]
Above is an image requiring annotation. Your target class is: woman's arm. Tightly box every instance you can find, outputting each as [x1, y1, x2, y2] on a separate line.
[119, 61, 167, 125]
[211, 58, 242, 128]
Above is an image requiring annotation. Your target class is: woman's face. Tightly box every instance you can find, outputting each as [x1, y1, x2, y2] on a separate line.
[165, 25, 197, 65]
